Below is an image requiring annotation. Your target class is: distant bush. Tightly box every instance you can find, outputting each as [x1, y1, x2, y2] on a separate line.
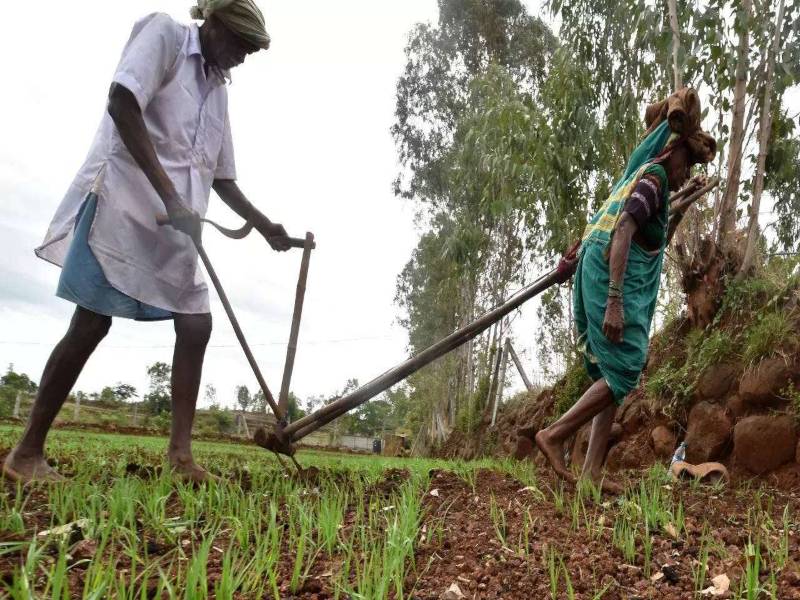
[151, 413, 171, 433]
[209, 409, 233, 434]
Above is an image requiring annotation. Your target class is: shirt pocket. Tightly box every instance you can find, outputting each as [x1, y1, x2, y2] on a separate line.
[195, 110, 224, 172]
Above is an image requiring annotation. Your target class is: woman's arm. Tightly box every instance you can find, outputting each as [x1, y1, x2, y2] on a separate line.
[603, 214, 638, 343]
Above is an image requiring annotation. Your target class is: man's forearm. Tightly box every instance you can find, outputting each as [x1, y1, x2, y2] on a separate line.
[212, 179, 272, 225]
[107, 84, 180, 212]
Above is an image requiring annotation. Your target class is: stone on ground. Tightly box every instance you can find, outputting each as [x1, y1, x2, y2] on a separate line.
[738, 357, 792, 406]
[684, 401, 733, 463]
[650, 425, 676, 459]
[697, 362, 738, 400]
[733, 415, 798, 474]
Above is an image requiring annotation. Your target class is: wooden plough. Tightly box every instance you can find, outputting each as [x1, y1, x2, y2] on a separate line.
[162, 175, 720, 469]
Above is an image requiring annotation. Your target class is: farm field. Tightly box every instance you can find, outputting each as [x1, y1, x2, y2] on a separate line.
[1, 425, 798, 599]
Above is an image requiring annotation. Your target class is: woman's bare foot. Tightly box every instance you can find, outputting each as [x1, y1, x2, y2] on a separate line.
[167, 451, 217, 483]
[2, 448, 66, 483]
[535, 429, 575, 484]
[584, 470, 624, 495]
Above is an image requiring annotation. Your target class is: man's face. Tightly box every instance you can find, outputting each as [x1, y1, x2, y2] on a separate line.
[204, 17, 261, 70]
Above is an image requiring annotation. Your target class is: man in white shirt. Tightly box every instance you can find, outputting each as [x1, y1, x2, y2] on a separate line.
[4, 0, 285, 483]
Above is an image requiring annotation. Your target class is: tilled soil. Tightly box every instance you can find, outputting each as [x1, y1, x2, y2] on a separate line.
[409, 469, 800, 599]
[2, 448, 799, 599]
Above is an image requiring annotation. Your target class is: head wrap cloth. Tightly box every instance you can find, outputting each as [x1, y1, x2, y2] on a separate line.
[190, 0, 270, 50]
[643, 87, 716, 166]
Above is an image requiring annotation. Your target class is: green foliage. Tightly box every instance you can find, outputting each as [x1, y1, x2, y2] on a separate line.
[456, 371, 491, 433]
[718, 258, 799, 328]
[692, 329, 735, 375]
[0, 365, 38, 418]
[113, 383, 137, 402]
[235, 385, 251, 412]
[144, 362, 171, 415]
[551, 361, 591, 420]
[742, 312, 796, 365]
[1, 364, 38, 395]
[208, 406, 233, 434]
[767, 112, 800, 251]
[645, 359, 694, 408]
[645, 328, 734, 408]
[286, 392, 305, 423]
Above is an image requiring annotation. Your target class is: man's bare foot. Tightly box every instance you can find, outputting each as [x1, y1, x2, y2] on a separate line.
[535, 429, 575, 484]
[168, 451, 218, 483]
[2, 448, 66, 484]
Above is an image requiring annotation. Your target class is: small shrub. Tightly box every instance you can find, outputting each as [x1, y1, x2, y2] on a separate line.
[151, 413, 171, 433]
[209, 409, 233, 434]
[691, 329, 735, 374]
[644, 360, 693, 406]
[719, 256, 800, 330]
[742, 312, 796, 365]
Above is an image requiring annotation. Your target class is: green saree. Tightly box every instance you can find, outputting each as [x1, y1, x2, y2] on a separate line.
[573, 121, 674, 403]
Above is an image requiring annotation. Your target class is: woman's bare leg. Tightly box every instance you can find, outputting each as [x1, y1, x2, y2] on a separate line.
[580, 403, 622, 493]
[535, 379, 614, 484]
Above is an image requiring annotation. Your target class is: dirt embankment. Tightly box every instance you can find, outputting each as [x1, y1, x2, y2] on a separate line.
[436, 273, 800, 484]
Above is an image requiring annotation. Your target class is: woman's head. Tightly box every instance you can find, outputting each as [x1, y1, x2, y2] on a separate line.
[663, 143, 692, 192]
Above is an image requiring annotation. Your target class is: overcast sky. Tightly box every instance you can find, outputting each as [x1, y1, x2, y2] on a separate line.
[0, 1, 549, 409]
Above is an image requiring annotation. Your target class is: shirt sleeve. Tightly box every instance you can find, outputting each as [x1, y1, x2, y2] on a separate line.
[214, 110, 237, 180]
[623, 165, 666, 230]
[112, 13, 183, 111]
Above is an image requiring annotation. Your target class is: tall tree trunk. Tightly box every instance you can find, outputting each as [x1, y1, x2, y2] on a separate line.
[667, 0, 682, 91]
[717, 0, 752, 251]
[739, 0, 784, 277]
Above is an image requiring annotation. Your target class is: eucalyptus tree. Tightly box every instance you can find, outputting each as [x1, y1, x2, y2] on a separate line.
[393, 0, 558, 439]
[549, 0, 800, 326]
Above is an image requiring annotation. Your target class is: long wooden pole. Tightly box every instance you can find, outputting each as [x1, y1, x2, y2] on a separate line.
[283, 179, 718, 444]
[278, 232, 314, 420]
[490, 339, 509, 426]
[507, 341, 534, 391]
[285, 269, 559, 441]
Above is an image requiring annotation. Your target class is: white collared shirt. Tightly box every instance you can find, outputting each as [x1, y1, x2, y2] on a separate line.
[36, 13, 236, 314]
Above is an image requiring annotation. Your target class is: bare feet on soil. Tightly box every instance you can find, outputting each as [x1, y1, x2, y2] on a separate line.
[584, 471, 624, 495]
[2, 448, 66, 484]
[167, 452, 218, 483]
[535, 430, 576, 484]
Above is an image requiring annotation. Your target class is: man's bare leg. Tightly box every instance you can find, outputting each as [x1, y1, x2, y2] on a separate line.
[535, 379, 614, 485]
[3, 307, 111, 482]
[580, 403, 622, 494]
[167, 313, 213, 482]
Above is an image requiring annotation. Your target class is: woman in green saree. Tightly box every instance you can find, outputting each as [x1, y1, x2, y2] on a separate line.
[536, 89, 716, 493]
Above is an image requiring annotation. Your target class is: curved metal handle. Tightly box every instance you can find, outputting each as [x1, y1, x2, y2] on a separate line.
[155, 214, 314, 249]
